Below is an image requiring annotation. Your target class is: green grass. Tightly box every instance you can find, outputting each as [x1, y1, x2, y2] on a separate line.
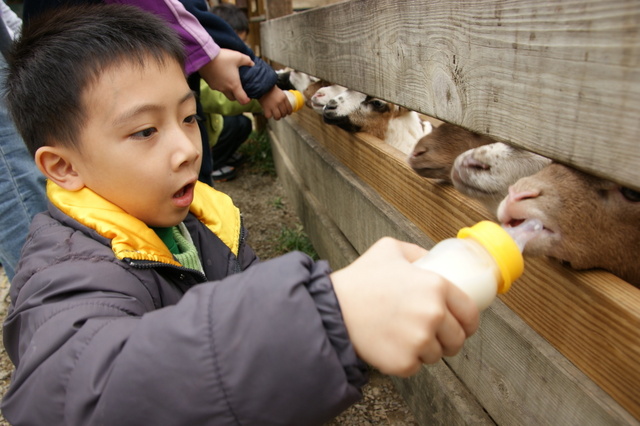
[275, 224, 318, 260]
[271, 196, 284, 209]
[238, 130, 276, 176]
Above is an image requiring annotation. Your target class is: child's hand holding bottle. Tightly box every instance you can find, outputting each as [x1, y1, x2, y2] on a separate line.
[330, 237, 480, 377]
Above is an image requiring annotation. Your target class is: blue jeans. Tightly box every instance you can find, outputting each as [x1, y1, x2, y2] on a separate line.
[0, 56, 47, 281]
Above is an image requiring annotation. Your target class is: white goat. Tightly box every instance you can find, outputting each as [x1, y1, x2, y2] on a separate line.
[451, 143, 552, 214]
[322, 90, 431, 155]
[408, 123, 495, 181]
[497, 163, 640, 287]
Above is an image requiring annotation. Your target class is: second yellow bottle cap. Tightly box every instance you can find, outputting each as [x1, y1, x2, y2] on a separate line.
[289, 90, 305, 112]
[457, 221, 524, 293]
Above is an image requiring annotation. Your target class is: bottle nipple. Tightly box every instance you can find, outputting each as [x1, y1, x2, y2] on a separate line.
[501, 218, 543, 252]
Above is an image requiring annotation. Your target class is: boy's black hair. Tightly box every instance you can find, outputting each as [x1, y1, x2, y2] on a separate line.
[211, 4, 249, 36]
[5, 4, 186, 157]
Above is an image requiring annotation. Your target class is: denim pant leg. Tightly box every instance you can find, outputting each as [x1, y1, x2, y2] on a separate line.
[0, 60, 47, 281]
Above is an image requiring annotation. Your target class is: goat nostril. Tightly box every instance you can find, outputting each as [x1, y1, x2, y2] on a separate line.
[463, 156, 490, 170]
[325, 101, 337, 110]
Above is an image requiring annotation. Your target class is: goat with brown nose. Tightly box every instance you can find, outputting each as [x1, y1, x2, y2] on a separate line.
[409, 123, 495, 181]
[498, 163, 640, 287]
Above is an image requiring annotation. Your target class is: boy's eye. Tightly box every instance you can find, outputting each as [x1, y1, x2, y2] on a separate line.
[185, 114, 202, 124]
[131, 127, 157, 138]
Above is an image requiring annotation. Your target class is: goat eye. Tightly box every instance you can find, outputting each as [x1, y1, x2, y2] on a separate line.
[620, 187, 640, 202]
[369, 100, 387, 110]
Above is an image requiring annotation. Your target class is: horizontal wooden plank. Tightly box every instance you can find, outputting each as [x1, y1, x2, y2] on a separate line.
[268, 113, 638, 424]
[292, 0, 343, 10]
[447, 301, 638, 425]
[261, 0, 640, 191]
[277, 107, 640, 420]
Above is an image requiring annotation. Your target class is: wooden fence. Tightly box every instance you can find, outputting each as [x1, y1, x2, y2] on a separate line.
[259, 0, 640, 424]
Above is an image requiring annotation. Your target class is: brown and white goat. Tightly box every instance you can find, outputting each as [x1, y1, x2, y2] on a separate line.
[408, 123, 495, 181]
[451, 143, 552, 214]
[322, 90, 430, 155]
[497, 163, 640, 287]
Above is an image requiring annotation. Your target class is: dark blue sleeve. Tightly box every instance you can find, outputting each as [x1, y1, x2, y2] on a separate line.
[179, 0, 278, 99]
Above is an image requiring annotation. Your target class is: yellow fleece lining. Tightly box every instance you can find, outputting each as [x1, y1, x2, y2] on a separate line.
[47, 181, 241, 266]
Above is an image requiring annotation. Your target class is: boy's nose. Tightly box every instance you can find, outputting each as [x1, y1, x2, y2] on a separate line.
[172, 129, 201, 169]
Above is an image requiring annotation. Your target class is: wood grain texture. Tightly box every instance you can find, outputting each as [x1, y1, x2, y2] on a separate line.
[277, 107, 640, 421]
[292, 0, 344, 9]
[261, 0, 640, 421]
[268, 111, 638, 424]
[261, 0, 640, 191]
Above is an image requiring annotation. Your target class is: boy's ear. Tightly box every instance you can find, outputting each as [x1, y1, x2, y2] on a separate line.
[35, 146, 85, 191]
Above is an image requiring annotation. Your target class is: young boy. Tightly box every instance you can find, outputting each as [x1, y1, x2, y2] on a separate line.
[1, 5, 479, 425]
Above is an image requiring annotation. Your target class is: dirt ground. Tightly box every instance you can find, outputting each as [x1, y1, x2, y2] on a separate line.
[0, 148, 418, 425]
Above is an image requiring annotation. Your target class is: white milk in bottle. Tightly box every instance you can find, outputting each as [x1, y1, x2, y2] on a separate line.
[413, 220, 542, 310]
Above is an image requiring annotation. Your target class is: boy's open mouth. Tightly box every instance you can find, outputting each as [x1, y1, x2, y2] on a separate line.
[172, 182, 196, 208]
[173, 183, 193, 199]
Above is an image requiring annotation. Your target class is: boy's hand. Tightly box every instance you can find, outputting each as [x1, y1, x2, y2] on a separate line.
[331, 237, 480, 377]
[258, 86, 293, 120]
[199, 48, 254, 104]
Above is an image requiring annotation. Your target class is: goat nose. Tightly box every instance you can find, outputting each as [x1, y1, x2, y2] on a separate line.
[508, 186, 540, 202]
[325, 99, 338, 110]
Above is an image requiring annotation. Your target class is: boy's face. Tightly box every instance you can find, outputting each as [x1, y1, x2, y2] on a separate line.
[64, 58, 202, 227]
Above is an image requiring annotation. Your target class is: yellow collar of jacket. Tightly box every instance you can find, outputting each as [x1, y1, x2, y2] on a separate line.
[47, 180, 241, 267]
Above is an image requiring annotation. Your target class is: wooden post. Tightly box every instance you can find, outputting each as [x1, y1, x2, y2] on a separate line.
[264, 0, 293, 19]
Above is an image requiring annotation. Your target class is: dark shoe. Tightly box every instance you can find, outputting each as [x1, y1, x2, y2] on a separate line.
[211, 165, 237, 182]
[225, 152, 246, 167]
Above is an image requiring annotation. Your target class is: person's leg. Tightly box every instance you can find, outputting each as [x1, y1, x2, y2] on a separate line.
[0, 58, 47, 281]
[212, 114, 252, 170]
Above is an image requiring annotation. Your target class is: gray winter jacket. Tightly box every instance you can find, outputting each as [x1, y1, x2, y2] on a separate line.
[2, 181, 366, 425]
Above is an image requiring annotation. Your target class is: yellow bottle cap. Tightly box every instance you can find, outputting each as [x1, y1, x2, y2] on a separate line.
[289, 90, 305, 112]
[457, 221, 524, 293]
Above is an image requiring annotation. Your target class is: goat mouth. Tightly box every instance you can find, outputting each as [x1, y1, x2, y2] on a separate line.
[504, 217, 553, 234]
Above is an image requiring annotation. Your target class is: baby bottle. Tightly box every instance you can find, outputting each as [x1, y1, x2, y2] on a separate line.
[413, 220, 542, 310]
[283, 89, 305, 112]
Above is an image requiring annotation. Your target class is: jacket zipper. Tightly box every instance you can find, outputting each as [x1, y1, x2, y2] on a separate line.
[124, 258, 207, 282]
[233, 215, 248, 273]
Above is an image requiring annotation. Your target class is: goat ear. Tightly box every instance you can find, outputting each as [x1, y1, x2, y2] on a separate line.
[35, 146, 85, 191]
